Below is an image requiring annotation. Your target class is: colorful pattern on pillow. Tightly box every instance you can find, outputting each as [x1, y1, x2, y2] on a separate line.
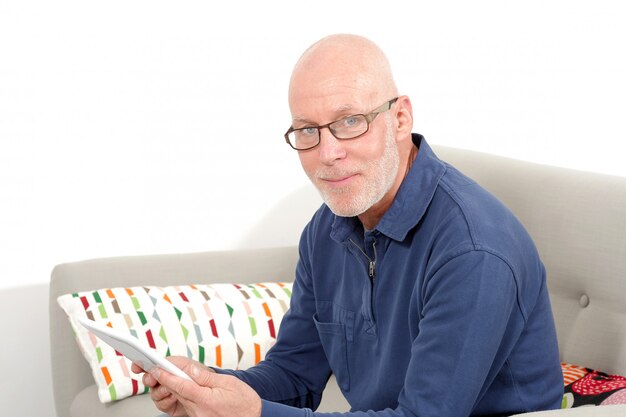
[561, 362, 626, 408]
[58, 282, 292, 403]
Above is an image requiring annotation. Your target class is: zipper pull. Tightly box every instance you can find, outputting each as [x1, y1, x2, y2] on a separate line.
[369, 240, 377, 280]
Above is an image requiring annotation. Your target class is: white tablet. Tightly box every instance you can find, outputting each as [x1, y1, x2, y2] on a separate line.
[77, 316, 192, 381]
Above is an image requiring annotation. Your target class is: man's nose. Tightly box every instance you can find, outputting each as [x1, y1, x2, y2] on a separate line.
[318, 128, 347, 165]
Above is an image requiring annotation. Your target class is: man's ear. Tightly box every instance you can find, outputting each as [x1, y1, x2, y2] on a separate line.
[394, 95, 414, 141]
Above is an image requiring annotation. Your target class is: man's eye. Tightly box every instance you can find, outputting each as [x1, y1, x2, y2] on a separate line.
[300, 127, 318, 136]
[342, 116, 358, 126]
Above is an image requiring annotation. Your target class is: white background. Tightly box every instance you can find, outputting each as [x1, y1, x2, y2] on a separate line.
[1, 1, 625, 415]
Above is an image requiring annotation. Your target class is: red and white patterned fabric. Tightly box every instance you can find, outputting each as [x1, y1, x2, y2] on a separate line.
[561, 362, 626, 408]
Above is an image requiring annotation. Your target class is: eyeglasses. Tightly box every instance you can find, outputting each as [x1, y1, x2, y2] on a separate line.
[284, 97, 399, 151]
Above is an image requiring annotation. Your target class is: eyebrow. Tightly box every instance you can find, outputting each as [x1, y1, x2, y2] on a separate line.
[292, 103, 356, 125]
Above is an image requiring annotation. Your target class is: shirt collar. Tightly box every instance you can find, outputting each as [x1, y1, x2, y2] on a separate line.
[330, 134, 447, 243]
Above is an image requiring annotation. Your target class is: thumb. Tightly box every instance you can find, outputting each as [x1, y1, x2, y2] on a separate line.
[164, 356, 211, 378]
[187, 363, 219, 387]
[165, 356, 197, 369]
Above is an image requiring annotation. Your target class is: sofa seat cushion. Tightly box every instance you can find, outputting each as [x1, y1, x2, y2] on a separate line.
[58, 282, 292, 403]
[511, 404, 626, 416]
[70, 384, 157, 417]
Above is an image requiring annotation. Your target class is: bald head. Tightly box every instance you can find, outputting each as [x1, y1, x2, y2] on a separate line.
[288, 34, 398, 113]
[288, 35, 415, 228]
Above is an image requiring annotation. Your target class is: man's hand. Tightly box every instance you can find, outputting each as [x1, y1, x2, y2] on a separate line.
[132, 356, 197, 417]
[132, 356, 262, 417]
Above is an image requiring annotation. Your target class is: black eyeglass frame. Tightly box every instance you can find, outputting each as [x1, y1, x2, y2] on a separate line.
[284, 97, 399, 151]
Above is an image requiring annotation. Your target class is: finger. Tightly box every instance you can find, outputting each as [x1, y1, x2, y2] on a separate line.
[153, 389, 180, 414]
[142, 372, 159, 388]
[150, 383, 172, 401]
[131, 362, 145, 374]
[150, 384, 172, 402]
[150, 367, 197, 402]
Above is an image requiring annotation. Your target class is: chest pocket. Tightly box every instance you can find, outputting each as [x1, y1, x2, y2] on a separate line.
[313, 301, 355, 393]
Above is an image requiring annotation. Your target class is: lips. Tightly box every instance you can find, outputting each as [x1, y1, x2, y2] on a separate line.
[316, 173, 359, 191]
[322, 174, 356, 183]
[316, 168, 358, 181]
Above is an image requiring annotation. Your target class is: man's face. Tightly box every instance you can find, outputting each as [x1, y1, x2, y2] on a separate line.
[293, 94, 400, 218]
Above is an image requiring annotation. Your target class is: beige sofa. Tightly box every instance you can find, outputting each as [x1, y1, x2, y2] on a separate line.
[49, 146, 626, 417]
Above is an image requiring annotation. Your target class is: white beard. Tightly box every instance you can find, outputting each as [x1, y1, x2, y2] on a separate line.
[313, 116, 400, 217]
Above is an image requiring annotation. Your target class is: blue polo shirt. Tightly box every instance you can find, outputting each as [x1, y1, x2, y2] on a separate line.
[225, 134, 563, 416]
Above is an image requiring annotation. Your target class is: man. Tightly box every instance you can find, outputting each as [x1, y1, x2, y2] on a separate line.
[135, 34, 564, 416]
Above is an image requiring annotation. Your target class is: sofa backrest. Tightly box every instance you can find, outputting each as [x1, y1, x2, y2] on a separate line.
[434, 145, 626, 376]
[49, 246, 299, 417]
[50, 146, 626, 416]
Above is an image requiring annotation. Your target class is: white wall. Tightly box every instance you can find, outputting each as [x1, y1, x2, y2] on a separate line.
[1, 1, 625, 415]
